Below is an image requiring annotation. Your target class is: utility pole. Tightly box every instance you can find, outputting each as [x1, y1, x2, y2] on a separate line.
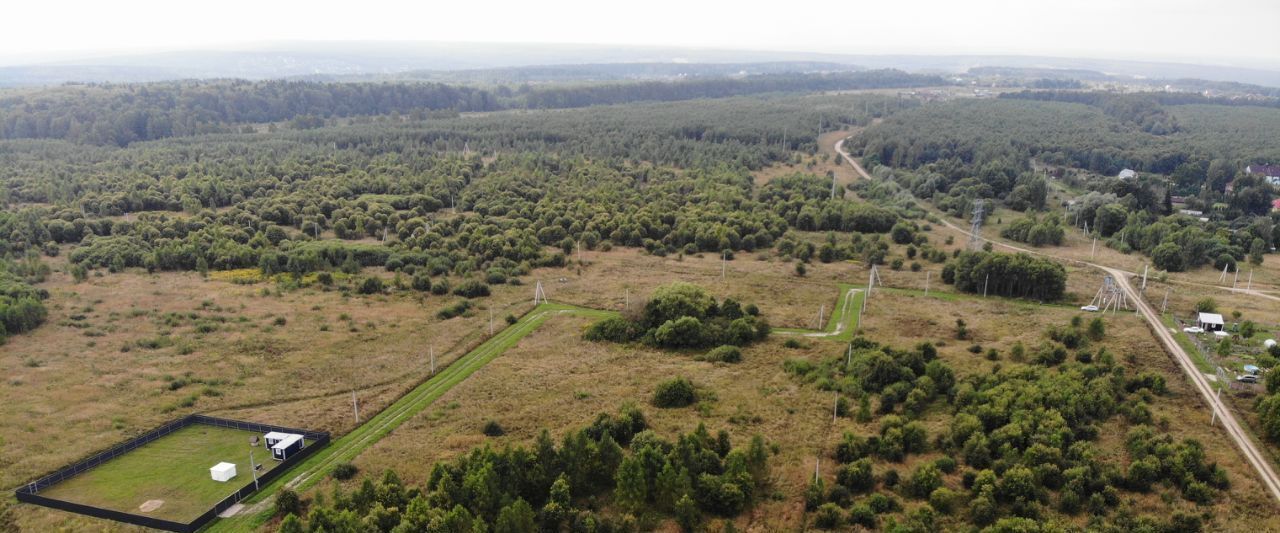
[817, 305, 825, 330]
[1161, 288, 1170, 314]
[983, 274, 990, 298]
[924, 271, 931, 296]
[832, 392, 839, 423]
[430, 346, 435, 375]
[846, 343, 852, 368]
[249, 447, 259, 490]
[721, 250, 727, 280]
[1233, 266, 1240, 289]
[489, 307, 494, 336]
[1141, 265, 1148, 291]
[624, 288, 629, 311]
[1210, 387, 1223, 426]
[1248, 270, 1253, 291]
[577, 240, 582, 264]
[1090, 238, 1097, 259]
[351, 390, 360, 424]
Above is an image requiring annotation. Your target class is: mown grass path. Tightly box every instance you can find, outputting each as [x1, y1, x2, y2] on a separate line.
[775, 283, 863, 342]
[206, 302, 610, 531]
[207, 285, 862, 531]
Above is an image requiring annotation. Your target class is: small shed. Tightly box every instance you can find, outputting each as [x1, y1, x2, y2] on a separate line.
[271, 434, 305, 461]
[210, 462, 237, 482]
[1197, 312, 1225, 332]
[1118, 169, 1136, 179]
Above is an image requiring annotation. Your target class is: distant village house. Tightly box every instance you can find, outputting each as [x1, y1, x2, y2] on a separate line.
[1247, 164, 1280, 186]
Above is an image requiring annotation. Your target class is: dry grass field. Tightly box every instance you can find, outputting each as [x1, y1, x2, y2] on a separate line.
[1, 262, 542, 531]
[338, 281, 1280, 531]
[9, 207, 1280, 530]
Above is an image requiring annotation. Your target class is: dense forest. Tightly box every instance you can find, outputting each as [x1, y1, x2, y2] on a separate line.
[273, 406, 771, 532]
[520, 70, 945, 109]
[786, 327, 1223, 530]
[0, 92, 921, 348]
[0, 70, 942, 146]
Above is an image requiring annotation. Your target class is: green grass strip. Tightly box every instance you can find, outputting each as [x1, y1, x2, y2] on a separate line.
[206, 302, 611, 531]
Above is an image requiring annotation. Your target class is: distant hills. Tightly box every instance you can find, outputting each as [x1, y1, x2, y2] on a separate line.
[1, 41, 1278, 88]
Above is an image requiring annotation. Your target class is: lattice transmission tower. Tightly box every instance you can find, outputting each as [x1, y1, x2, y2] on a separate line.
[967, 199, 986, 250]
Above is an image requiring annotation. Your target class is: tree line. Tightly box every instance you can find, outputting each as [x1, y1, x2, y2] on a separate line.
[0, 71, 943, 146]
[273, 405, 771, 532]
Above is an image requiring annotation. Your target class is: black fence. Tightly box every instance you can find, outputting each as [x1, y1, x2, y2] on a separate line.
[15, 414, 329, 533]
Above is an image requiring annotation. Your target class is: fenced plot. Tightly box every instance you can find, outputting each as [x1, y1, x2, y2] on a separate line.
[16, 415, 328, 532]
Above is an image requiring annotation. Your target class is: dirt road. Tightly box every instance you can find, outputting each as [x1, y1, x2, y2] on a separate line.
[833, 133, 1280, 503]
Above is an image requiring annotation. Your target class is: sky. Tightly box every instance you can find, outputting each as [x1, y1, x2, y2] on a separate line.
[4, 0, 1279, 69]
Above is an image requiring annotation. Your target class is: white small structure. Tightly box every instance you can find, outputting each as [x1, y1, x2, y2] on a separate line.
[210, 462, 237, 482]
[1197, 312, 1225, 332]
[1118, 169, 1136, 179]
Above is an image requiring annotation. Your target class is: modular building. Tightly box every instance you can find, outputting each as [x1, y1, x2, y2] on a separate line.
[271, 433, 305, 461]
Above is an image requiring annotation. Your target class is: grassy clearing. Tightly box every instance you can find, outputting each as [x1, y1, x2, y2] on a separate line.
[339, 285, 1280, 531]
[206, 302, 613, 532]
[38, 424, 289, 523]
[775, 283, 864, 340]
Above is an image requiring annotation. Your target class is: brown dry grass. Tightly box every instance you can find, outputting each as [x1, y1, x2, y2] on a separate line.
[343, 283, 1280, 531]
[3, 266, 534, 531]
[8, 240, 1280, 531]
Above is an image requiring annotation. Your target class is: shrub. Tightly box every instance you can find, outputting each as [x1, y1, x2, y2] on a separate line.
[436, 300, 471, 320]
[813, 503, 844, 529]
[358, 276, 384, 295]
[430, 279, 450, 295]
[275, 488, 301, 517]
[584, 316, 640, 343]
[907, 463, 943, 498]
[653, 377, 697, 408]
[699, 345, 742, 363]
[411, 272, 432, 292]
[928, 487, 957, 514]
[837, 459, 876, 493]
[452, 279, 491, 298]
[332, 462, 358, 480]
[482, 420, 505, 437]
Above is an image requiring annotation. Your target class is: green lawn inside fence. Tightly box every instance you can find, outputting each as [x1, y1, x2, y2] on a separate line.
[39, 424, 293, 522]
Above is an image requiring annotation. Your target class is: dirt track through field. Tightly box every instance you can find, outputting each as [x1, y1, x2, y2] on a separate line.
[835, 134, 1280, 504]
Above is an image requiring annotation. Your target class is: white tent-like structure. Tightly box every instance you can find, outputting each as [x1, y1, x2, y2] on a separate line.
[210, 462, 237, 482]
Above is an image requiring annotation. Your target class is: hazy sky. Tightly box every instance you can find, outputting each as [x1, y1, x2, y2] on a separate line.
[5, 0, 1279, 68]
